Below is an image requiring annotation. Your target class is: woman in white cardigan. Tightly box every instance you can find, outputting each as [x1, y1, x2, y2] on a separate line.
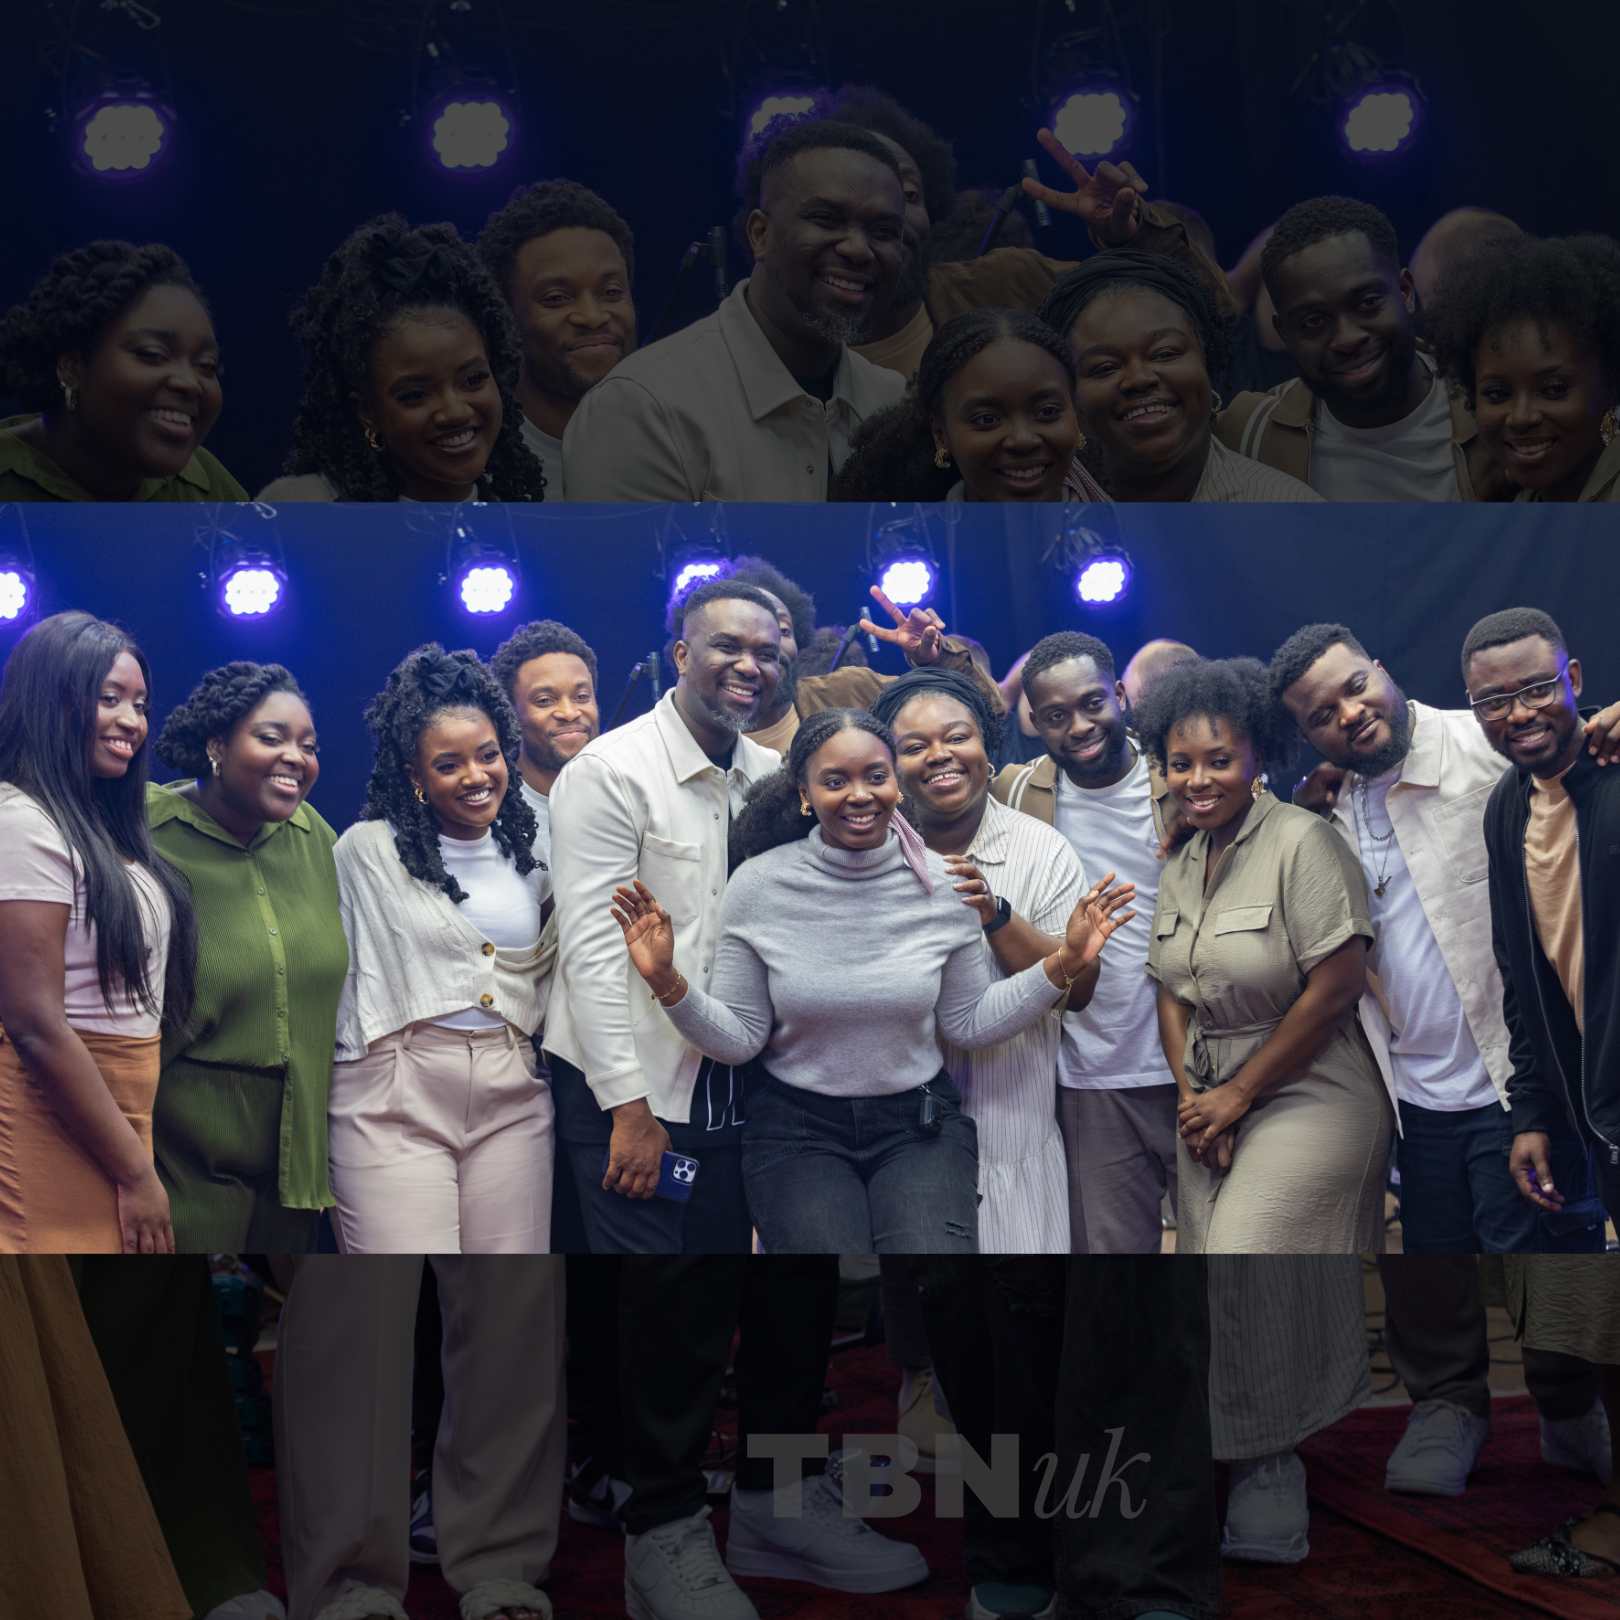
[331, 646, 556, 1253]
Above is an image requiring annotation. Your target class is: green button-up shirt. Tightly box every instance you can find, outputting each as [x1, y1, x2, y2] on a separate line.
[0, 415, 249, 502]
[146, 782, 347, 1209]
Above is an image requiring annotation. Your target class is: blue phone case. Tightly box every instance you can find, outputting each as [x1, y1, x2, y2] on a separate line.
[601, 1148, 701, 1202]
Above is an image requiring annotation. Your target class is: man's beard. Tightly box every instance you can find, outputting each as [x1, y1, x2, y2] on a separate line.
[526, 733, 587, 776]
[799, 303, 873, 347]
[1352, 693, 1414, 778]
[691, 686, 750, 737]
[525, 347, 601, 406]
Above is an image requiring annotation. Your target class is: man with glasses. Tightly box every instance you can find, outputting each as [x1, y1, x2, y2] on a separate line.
[1469, 608, 1620, 1224]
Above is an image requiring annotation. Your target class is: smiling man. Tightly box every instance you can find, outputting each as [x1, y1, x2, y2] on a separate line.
[562, 121, 906, 500]
[477, 180, 637, 498]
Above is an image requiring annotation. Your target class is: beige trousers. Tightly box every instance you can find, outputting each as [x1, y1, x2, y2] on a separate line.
[273, 1255, 566, 1620]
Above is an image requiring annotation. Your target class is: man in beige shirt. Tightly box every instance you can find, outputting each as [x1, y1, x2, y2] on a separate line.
[562, 121, 907, 500]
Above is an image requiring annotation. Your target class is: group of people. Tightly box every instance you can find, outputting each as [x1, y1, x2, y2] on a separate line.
[2, 90, 1616, 507]
[2, 545, 1616, 1258]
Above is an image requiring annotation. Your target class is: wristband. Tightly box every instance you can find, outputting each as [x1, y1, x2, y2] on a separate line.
[983, 895, 1013, 935]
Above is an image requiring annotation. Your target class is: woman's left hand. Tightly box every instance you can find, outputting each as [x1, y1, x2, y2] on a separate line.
[1178, 1084, 1250, 1153]
[1062, 872, 1138, 967]
[945, 857, 998, 927]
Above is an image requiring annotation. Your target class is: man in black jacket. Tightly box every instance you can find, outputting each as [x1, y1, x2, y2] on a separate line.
[1469, 607, 1620, 1225]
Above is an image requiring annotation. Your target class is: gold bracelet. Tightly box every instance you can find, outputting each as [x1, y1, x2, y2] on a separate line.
[1053, 950, 1085, 990]
[653, 974, 687, 1005]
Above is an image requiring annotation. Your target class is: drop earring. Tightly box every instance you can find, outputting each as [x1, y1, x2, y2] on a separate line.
[58, 375, 77, 413]
[364, 426, 382, 451]
[414, 785, 427, 804]
[1602, 407, 1617, 447]
[209, 754, 221, 778]
[932, 444, 951, 469]
[800, 799, 812, 817]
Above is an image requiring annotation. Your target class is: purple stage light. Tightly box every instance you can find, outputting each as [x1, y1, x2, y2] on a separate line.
[1050, 84, 1132, 159]
[220, 563, 284, 619]
[430, 96, 513, 171]
[74, 94, 171, 177]
[878, 556, 935, 610]
[1075, 552, 1131, 606]
[1341, 84, 1419, 156]
[746, 91, 822, 140]
[457, 562, 517, 615]
[0, 567, 31, 622]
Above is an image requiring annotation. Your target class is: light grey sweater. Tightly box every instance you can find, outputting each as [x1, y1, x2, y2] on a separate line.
[662, 826, 1066, 1097]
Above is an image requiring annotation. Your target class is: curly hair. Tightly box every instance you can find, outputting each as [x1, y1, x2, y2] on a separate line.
[1022, 631, 1117, 695]
[830, 307, 1077, 501]
[0, 241, 206, 413]
[1133, 657, 1294, 781]
[282, 214, 546, 502]
[1039, 251, 1233, 384]
[666, 555, 816, 647]
[928, 188, 1035, 263]
[729, 708, 897, 869]
[1460, 607, 1568, 684]
[737, 118, 904, 217]
[359, 644, 539, 902]
[869, 666, 1004, 757]
[489, 619, 600, 706]
[1260, 195, 1401, 304]
[1265, 622, 1368, 711]
[156, 662, 307, 779]
[476, 179, 636, 299]
[1427, 234, 1620, 408]
[823, 85, 957, 226]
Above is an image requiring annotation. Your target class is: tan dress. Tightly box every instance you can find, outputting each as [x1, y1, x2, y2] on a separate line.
[1148, 791, 1393, 1253]
[0, 1257, 189, 1619]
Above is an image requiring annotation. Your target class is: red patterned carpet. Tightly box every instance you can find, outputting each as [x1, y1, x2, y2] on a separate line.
[248, 1351, 1617, 1618]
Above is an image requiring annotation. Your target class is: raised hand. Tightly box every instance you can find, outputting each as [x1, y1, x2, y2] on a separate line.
[1062, 872, 1137, 968]
[858, 584, 947, 665]
[1021, 128, 1150, 246]
[1291, 761, 1347, 814]
[945, 856, 998, 927]
[1585, 701, 1620, 766]
[610, 880, 677, 988]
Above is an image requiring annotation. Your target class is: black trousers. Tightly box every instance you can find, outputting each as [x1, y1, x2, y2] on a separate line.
[919, 1257, 1066, 1590]
[619, 1256, 839, 1533]
[566, 1253, 627, 1483]
[1054, 1258, 1221, 1620]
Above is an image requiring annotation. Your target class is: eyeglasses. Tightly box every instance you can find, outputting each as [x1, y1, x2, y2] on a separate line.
[1468, 669, 1567, 721]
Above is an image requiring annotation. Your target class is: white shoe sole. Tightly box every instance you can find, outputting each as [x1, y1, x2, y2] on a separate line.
[1383, 1469, 1470, 1497]
[625, 1581, 758, 1620]
[1221, 1528, 1309, 1564]
[724, 1538, 929, 1594]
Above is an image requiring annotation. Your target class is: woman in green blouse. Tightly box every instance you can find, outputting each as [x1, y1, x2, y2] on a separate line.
[147, 662, 348, 1252]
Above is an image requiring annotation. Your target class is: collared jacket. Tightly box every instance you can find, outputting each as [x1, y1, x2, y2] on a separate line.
[561, 279, 905, 501]
[989, 747, 1177, 847]
[545, 690, 781, 1121]
[1325, 702, 1514, 1121]
[1483, 717, 1620, 1150]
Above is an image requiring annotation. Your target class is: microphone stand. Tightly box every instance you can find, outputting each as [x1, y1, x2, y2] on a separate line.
[607, 653, 662, 726]
[976, 183, 1024, 257]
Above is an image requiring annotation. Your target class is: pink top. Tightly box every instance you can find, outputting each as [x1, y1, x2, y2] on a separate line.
[0, 784, 171, 1037]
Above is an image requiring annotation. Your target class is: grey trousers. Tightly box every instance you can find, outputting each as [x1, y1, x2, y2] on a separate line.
[1058, 1084, 1179, 1255]
[274, 1256, 566, 1620]
[1380, 1254, 1599, 1420]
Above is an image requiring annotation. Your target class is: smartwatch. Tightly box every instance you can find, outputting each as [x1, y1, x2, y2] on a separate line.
[983, 895, 1013, 935]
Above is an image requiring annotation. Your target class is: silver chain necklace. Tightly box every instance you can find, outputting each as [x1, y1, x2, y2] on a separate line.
[1355, 776, 1397, 898]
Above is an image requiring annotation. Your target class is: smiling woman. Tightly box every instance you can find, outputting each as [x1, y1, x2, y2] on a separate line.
[0, 241, 248, 502]
[260, 213, 547, 503]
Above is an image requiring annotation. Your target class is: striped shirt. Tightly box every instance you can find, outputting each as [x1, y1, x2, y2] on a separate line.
[1063, 433, 1322, 503]
[939, 794, 1086, 1254]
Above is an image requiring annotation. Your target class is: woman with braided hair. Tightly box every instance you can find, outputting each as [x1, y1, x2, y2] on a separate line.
[830, 307, 1088, 502]
[331, 645, 555, 1251]
[260, 214, 547, 503]
[0, 241, 247, 501]
[1039, 251, 1319, 502]
[146, 661, 347, 1252]
[609, 706, 1137, 1253]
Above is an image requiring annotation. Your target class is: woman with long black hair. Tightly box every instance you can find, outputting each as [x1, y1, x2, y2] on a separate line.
[260, 214, 547, 503]
[0, 612, 196, 1252]
[610, 707, 1136, 1254]
[330, 645, 555, 1252]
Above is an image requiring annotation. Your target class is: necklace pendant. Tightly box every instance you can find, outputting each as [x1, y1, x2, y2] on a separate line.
[1375, 880, 1387, 898]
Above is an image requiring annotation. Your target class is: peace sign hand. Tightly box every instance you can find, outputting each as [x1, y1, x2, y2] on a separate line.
[1022, 128, 1150, 247]
[1062, 871, 1138, 968]
[859, 584, 948, 665]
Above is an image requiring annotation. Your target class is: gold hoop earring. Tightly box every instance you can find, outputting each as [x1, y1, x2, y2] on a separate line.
[800, 799, 812, 817]
[1210, 390, 1225, 418]
[933, 444, 951, 469]
[1602, 407, 1617, 447]
[1074, 427, 1088, 453]
[414, 785, 426, 804]
[1251, 777, 1264, 801]
[364, 426, 382, 452]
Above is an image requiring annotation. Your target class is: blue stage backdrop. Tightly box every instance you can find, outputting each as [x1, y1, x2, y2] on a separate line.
[3, 500, 1613, 828]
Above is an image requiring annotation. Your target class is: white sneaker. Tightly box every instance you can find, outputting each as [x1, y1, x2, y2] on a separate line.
[625, 1507, 759, 1620]
[1384, 1400, 1490, 1496]
[202, 1595, 287, 1620]
[1222, 1450, 1308, 1564]
[724, 1457, 930, 1594]
[1541, 1400, 1614, 1483]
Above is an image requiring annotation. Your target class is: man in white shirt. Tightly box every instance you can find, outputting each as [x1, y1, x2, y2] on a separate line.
[561, 120, 908, 500]
[990, 631, 1181, 1254]
[477, 181, 638, 499]
[1273, 622, 1612, 1497]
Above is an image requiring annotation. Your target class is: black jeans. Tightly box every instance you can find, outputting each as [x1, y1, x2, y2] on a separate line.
[919, 1258, 1066, 1592]
[619, 1256, 839, 1533]
[743, 1070, 979, 1254]
[1054, 1259, 1221, 1620]
[548, 1054, 751, 1254]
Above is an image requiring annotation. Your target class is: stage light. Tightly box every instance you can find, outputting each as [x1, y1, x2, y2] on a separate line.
[672, 557, 726, 597]
[74, 92, 171, 176]
[746, 90, 822, 139]
[448, 531, 521, 615]
[1045, 514, 1134, 612]
[1340, 82, 1420, 156]
[429, 94, 513, 171]
[207, 540, 287, 620]
[1075, 551, 1131, 604]
[659, 506, 733, 619]
[0, 557, 34, 623]
[867, 508, 940, 612]
[1049, 82, 1134, 160]
[878, 555, 935, 609]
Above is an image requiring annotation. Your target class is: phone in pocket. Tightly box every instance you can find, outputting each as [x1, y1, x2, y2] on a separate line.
[601, 1148, 701, 1202]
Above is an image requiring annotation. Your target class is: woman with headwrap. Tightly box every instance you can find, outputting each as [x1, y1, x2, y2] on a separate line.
[608, 706, 1137, 1254]
[260, 214, 546, 502]
[329, 645, 556, 1252]
[1039, 251, 1321, 503]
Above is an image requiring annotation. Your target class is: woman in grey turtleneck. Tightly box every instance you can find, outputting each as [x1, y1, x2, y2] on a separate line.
[610, 707, 1136, 1254]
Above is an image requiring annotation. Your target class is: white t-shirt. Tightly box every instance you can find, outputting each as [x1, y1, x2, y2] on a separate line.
[1354, 769, 1498, 1111]
[1051, 751, 1170, 1090]
[1309, 363, 1459, 502]
[433, 830, 545, 1030]
[0, 783, 171, 1036]
[520, 415, 564, 500]
[519, 776, 554, 906]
